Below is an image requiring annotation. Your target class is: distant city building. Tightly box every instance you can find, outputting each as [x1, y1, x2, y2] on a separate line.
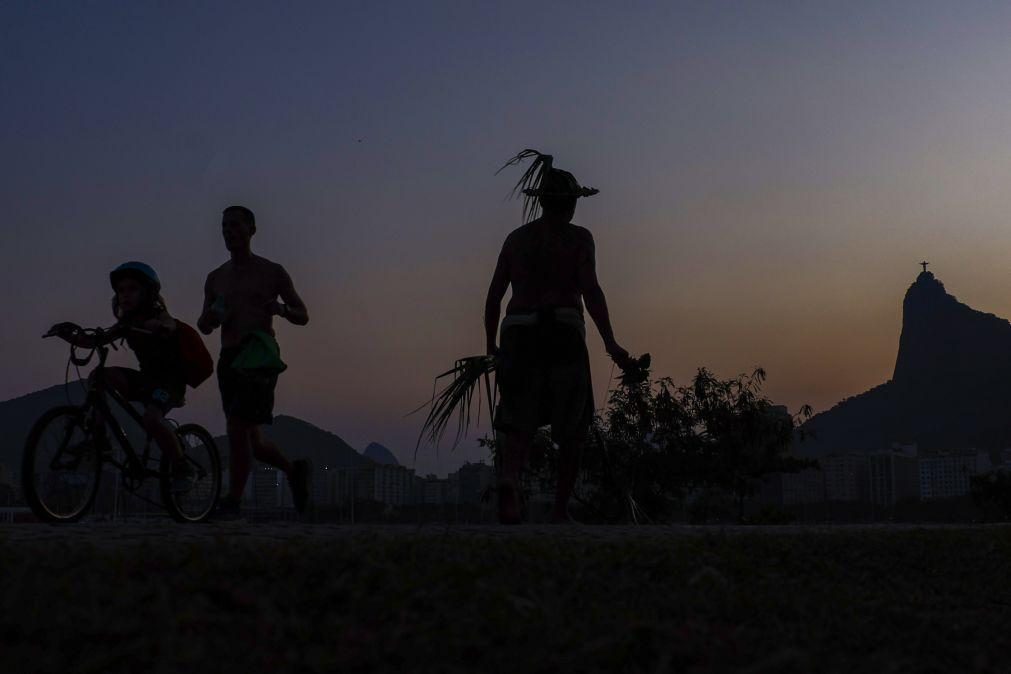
[260, 449, 488, 509]
[312, 465, 332, 505]
[752, 440, 1004, 511]
[823, 454, 869, 502]
[251, 466, 281, 508]
[362, 462, 416, 505]
[919, 452, 981, 500]
[278, 461, 347, 508]
[975, 451, 993, 475]
[456, 462, 494, 504]
[420, 471, 464, 505]
[273, 457, 419, 508]
[891, 442, 919, 457]
[422, 475, 447, 504]
[869, 449, 919, 506]
[411, 474, 425, 504]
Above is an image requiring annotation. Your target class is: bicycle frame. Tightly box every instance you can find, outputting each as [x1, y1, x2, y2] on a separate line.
[77, 343, 163, 484]
[32, 323, 219, 523]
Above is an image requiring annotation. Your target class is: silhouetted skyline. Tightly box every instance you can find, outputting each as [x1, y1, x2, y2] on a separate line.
[7, 2, 1011, 475]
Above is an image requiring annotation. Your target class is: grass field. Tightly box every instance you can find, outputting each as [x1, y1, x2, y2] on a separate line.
[2, 523, 1010, 673]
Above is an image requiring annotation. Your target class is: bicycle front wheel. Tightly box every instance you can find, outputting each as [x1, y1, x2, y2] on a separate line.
[162, 423, 221, 523]
[22, 406, 102, 523]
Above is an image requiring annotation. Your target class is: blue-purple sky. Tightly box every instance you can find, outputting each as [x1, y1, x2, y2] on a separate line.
[6, 2, 1011, 475]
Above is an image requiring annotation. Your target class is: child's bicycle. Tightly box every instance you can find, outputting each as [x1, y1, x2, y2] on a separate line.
[21, 323, 221, 523]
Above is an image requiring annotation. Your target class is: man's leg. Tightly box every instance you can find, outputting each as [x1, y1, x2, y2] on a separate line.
[249, 427, 293, 475]
[498, 430, 532, 524]
[250, 427, 311, 513]
[547, 328, 592, 524]
[552, 436, 583, 523]
[226, 417, 253, 502]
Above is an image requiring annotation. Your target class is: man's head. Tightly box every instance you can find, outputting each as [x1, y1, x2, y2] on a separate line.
[222, 205, 256, 252]
[497, 150, 598, 223]
[109, 262, 161, 319]
[537, 169, 581, 222]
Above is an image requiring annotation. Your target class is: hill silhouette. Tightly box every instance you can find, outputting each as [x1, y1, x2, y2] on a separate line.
[801, 270, 1011, 455]
[363, 442, 399, 466]
[0, 382, 103, 471]
[214, 415, 367, 469]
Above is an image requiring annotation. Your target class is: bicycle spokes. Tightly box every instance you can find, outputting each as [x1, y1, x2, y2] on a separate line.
[163, 425, 220, 522]
[24, 408, 101, 522]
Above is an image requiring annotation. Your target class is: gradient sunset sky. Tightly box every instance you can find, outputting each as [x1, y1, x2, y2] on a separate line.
[5, 1, 1011, 476]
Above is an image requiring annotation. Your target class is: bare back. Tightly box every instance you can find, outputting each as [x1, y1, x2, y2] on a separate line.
[204, 255, 290, 348]
[501, 220, 595, 314]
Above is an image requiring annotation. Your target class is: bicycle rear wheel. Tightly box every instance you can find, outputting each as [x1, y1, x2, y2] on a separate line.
[22, 406, 102, 523]
[162, 423, 220, 522]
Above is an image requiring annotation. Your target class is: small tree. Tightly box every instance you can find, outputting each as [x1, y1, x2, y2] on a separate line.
[478, 367, 813, 523]
[528, 367, 813, 523]
[680, 368, 813, 520]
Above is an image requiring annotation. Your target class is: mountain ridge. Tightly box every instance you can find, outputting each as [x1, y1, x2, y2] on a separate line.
[801, 270, 1011, 456]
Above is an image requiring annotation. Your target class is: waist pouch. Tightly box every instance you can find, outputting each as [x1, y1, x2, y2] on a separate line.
[230, 330, 287, 374]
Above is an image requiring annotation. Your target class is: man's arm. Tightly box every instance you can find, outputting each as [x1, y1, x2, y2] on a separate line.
[484, 244, 510, 355]
[271, 265, 309, 326]
[197, 273, 220, 335]
[577, 231, 631, 367]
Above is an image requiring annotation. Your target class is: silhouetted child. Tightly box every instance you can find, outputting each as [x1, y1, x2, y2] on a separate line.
[50, 261, 196, 492]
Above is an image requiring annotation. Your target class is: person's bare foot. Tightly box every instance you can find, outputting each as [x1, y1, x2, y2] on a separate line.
[498, 482, 522, 525]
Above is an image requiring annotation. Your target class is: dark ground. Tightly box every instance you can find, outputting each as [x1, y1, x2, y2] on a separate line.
[3, 522, 1011, 673]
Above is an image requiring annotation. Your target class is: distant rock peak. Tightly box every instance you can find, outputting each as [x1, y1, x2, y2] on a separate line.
[908, 270, 945, 297]
[802, 269, 1011, 455]
[364, 442, 400, 466]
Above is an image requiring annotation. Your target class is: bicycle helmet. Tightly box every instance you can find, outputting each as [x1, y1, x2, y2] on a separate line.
[110, 261, 161, 292]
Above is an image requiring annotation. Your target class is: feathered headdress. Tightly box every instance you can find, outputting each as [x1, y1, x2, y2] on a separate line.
[496, 149, 599, 222]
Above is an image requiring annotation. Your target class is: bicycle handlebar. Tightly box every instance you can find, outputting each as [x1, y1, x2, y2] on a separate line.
[45, 323, 164, 369]
[43, 324, 153, 343]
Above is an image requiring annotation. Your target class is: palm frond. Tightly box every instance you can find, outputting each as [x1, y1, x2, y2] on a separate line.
[495, 149, 552, 223]
[413, 355, 497, 457]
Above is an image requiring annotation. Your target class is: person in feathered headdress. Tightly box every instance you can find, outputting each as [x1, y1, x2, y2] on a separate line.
[485, 149, 636, 523]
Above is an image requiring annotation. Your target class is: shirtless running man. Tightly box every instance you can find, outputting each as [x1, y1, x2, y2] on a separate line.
[486, 151, 633, 523]
[198, 205, 311, 518]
